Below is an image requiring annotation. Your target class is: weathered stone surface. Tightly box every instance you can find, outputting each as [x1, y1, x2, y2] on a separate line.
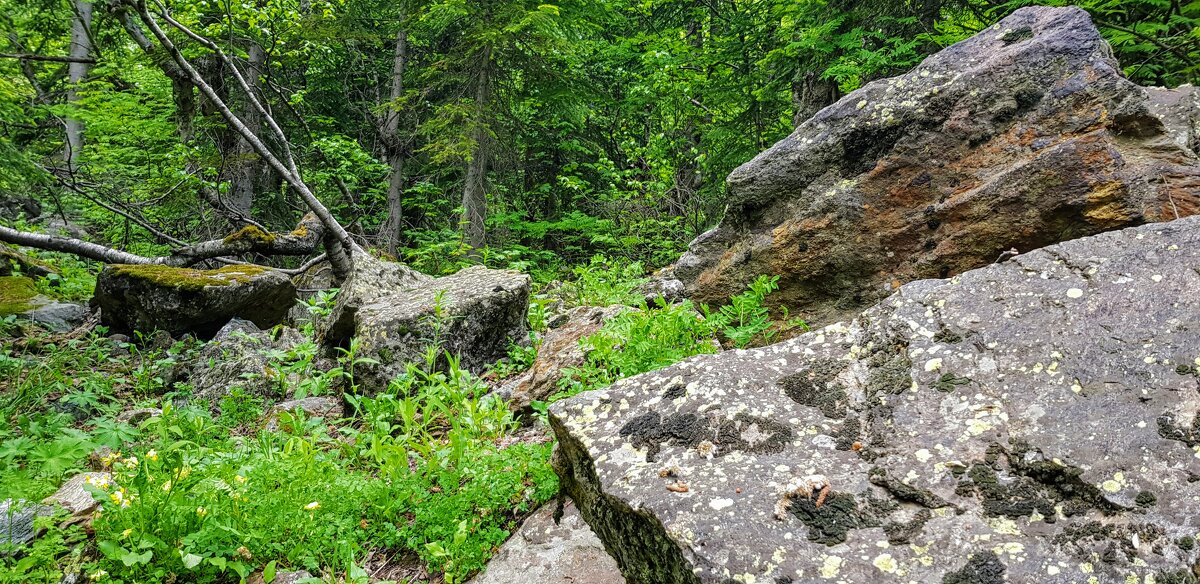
[0, 275, 88, 333]
[552, 216, 1200, 583]
[246, 569, 312, 584]
[1147, 84, 1200, 156]
[43, 473, 108, 517]
[189, 319, 307, 407]
[116, 407, 162, 425]
[316, 252, 431, 343]
[506, 305, 631, 412]
[331, 266, 531, 390]
[94, 264, 296, 338]
[20, 300, 88, 333]
[0, 499, 52, 549]
[636, 267, 686, 305]
[469, 502, 625, 584]
[676, 6, 1200, 326]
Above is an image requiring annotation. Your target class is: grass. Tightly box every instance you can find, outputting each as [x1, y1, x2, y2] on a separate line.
[0, 247, 801, 584]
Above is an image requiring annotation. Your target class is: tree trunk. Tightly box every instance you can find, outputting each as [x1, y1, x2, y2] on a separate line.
[65, 0, 92, 170]
[379, 23, 408, 256]
[229, 41, 265, 218]
[460, 45, 492, 252]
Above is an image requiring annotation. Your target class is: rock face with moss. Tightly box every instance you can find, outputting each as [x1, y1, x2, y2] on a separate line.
[326, 265, 531, 391]
[94, 264, 295, 338]
[674, 6, 1200, 326]
[552, 216, 1200, 583]
[0, 275, 87, 332]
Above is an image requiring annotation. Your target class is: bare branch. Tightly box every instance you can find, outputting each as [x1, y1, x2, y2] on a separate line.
[0, 52, 96, 64]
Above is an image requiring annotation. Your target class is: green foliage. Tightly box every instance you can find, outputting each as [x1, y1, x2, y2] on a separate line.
[709, 275, 780, 349]
[561, 254, 647, 307]
[553, 273, 803, 402]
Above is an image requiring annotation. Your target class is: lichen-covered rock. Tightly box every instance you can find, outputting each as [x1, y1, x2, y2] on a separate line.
[0, 276, 38, 315]
[676, 6, 1200, 326]
[188, 318, 307, 408]
[94, 264, 295, 338]
[552, 216, 1200, 583]
[636, 267, 686, 305]
[315, 252, 431, 342]
[506, 305, 631, 413]
[468, 502, 625, 584]
[334, 266, 531, 391]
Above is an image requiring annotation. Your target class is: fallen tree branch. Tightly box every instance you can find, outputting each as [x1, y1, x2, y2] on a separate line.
[0, 213, 326, 268]
[0, 52, 96, 64]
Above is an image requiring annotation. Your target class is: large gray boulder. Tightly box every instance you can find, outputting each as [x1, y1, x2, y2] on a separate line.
[675, 6, 1200, 327]
[328, 266, 531, 391]
[552, 216, 1200, 583]
[94, 264, 295, 338]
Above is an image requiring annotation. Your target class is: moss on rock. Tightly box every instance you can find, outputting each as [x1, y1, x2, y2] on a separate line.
[108, 264, 271, 293]
[0, 276, 40, 314]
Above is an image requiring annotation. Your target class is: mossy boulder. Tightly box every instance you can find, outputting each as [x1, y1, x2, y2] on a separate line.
[94, 264, 296, 338]
[0, 276, 89, 333]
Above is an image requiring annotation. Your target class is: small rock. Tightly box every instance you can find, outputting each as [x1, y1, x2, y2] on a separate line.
[42, 473, 108, 517]
[246, 570, 312, 584]
[116, 408, 162, 425]
[467, 502, 623, 584]
[0, 499, 53, 549]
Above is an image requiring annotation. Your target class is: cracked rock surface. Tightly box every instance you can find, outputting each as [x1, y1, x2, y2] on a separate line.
[551, 216, 1200, 583]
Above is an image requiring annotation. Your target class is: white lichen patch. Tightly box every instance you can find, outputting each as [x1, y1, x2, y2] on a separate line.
[710, 498, 734, 511]
[1066, 288, 1084, 299]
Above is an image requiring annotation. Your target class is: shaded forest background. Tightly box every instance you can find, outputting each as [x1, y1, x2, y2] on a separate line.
[2, 0, 1197, 278]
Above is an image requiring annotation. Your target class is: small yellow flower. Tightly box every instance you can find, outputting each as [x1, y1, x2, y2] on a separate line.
[109, 490, 125, 505]
[234, 475, 246, 484]
[162, 480, 173, 492]
[146, 450, 158, 462]
[179, 466, 192, 479]
[196, 506, 207, 517]
[100, 451, 121, 467]
[122, 456, 138, 467]
[304, 501, 320, 511]
[121, 528, 133, 538]
[88, 569, 108, 581]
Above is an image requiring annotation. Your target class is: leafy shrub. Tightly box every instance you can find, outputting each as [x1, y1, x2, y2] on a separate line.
[561, 254, 647, 307]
